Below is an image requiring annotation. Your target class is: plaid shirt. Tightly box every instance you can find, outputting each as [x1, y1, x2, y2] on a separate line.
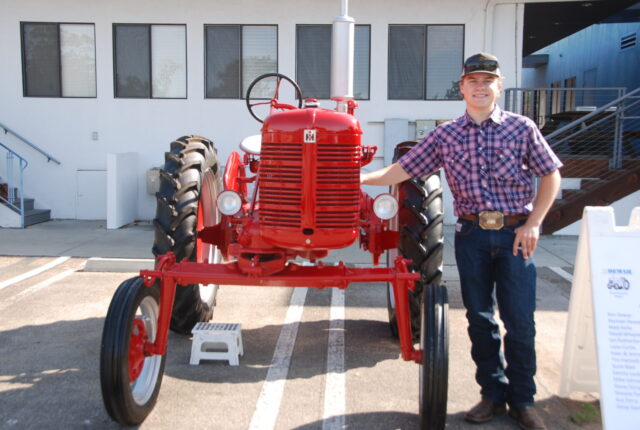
[399, 107, 562, 216]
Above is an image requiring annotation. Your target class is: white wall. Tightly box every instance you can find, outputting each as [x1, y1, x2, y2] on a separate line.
[0, 0, 537, 222]
[107, 152, 138, 229]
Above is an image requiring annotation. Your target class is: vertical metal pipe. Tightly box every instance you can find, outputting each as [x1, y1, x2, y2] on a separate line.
[7, 152, 14, 204]
[612, 97, 625, 169]
[331, 0, 354, 109]
[19, 159, 25, 228]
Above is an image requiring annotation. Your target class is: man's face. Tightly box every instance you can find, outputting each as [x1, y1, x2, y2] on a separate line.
[459, 73, 502, 110]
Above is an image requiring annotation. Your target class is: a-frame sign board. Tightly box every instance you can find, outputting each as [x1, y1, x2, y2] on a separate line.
[559, 206, 640, 429]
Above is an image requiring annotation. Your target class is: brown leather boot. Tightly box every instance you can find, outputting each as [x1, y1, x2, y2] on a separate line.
[508, 406, 547, 430]
[464, 397, 507, 423]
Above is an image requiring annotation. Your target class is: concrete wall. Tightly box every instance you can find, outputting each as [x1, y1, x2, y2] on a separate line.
[107, 153, 138, 229]
[0, 0, 554, 222]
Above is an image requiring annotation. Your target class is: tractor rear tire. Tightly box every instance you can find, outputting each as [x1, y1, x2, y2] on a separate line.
[153, 135, 223, 334]
[387, 141, 444, 341]
[100, 276, 165, 425]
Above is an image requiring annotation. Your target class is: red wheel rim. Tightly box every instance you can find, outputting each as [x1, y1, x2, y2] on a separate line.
[129, 318, 148, 382]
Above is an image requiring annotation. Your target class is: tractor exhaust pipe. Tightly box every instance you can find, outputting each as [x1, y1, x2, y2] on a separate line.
[331, 0, 355, 112]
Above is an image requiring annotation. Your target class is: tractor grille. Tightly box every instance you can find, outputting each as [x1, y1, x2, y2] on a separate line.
[259, 140, 360, 229]
[315, 143, 360, 228]
[260, 142, 303, 228]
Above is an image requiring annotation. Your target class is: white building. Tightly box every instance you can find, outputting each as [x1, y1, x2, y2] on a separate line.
[0, 0, 593, 227]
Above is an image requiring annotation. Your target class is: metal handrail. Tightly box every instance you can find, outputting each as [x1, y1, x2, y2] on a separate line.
[544, 87, 640, 169]
[0, 121, 61, 165]
[545, 87, 640, 141]
[0, 141, 28, 228]
[506, 86, 625, 92]
[548, 97, 640, 147]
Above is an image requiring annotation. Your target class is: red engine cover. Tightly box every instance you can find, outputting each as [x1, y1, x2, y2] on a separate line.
[259, 107, 363, 251]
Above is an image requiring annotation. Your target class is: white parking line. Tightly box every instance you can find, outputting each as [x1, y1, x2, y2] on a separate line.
[0, 256, 70, 291]
[248, 287, 308, 430]
[0, 268, 76, 312]
[322, 288, 346, 430]
[549, 266, 574, 283]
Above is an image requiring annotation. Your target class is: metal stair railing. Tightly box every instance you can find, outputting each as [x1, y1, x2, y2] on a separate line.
[506, 87, 640, 182]
[544, 87, 640, 179]
[0, 121, 61, 165]
[504, 87, 626, 130]
[0, 141, 28, 228]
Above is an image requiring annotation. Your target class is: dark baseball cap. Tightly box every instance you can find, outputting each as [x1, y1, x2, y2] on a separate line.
[461, 52, 502, 78]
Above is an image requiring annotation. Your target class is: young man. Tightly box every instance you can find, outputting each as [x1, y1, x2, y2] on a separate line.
[362, 53, 562, 430]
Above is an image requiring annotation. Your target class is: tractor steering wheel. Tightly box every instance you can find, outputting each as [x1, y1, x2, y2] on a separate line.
[245, 73, 303, 123]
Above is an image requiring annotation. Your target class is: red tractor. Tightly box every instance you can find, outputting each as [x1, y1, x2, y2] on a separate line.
[99, 4, 448, 428]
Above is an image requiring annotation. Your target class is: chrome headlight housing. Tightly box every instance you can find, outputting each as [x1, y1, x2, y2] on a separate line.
[217, 190, 242, 215]
[373, 194, 398, 220]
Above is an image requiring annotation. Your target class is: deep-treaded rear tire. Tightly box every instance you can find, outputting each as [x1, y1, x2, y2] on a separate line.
[153, 135, 223, 334]
[387, 141, 444, 341]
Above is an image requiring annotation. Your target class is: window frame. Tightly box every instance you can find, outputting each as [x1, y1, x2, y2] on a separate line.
[20, 21, 97, 99]
[295, 23, 372, 101]
[387, 24, 465, 101]
[112, 23, 188, 99]
[204, 24, 279, 100]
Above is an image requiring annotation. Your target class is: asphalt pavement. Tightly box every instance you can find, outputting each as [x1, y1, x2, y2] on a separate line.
[0, 220, 603, 429]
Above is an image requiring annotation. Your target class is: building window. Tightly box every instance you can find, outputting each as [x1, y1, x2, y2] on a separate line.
[296, 24, 371, 100]
[388, 25, 464, 100]
[114, 24, 187, 98]
[21, 22, 97, 98]
[205, 25, 278, 99]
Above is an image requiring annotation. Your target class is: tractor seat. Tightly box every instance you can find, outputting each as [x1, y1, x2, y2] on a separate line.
[240, 134, 261, 155]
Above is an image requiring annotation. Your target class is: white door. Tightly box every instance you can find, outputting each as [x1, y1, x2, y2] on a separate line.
[76, 170, 107, 220]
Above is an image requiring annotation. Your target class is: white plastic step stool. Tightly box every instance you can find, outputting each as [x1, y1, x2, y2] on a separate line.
[190, 322, 243, 366]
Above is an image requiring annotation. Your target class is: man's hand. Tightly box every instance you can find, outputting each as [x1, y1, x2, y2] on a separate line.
[513, 223, 540, 259]
[512, 170, 561, 259]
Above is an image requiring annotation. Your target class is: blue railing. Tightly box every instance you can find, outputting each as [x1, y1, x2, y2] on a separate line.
[0, 121, 60, 165]
[0, 142, 28, 228]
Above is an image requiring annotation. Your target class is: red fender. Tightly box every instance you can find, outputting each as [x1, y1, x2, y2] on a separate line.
[223, 151, 247, 195]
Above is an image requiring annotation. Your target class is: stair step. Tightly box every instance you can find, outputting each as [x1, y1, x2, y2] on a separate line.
[1, 197, 36, 211]
[24, 209, 51, 227]
[560, 189, 584, 201]
[544, 165, 640, 234]
[560, 157, 609, 178]
[580, 178, 600, 189]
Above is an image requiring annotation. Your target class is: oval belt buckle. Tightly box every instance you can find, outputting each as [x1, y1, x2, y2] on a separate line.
[479, 211, 504, 230]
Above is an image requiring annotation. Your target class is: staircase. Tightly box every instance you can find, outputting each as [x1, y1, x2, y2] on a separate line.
[545, 157, 640, 233]
[0, 183, 51, 227]
[0, 135, 56, 228]
[505, 86, 640, 234]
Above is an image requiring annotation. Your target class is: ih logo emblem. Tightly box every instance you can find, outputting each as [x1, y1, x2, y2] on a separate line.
[304, 129, 317, 143]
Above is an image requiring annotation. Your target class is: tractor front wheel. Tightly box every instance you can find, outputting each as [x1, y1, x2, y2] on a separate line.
[100, 277, 165, 426]
[419, 284, 449, 430]
[153, 135, 223, 334]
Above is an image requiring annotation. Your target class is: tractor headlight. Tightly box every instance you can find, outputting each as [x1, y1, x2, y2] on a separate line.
[217, 191, 242, 215]
[373, 194, 398, 220]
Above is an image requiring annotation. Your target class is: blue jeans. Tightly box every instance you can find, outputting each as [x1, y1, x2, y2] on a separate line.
[454, 218, 537, 408]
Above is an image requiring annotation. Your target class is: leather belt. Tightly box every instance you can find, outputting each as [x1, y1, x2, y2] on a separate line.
[460, 211, 528, 230]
